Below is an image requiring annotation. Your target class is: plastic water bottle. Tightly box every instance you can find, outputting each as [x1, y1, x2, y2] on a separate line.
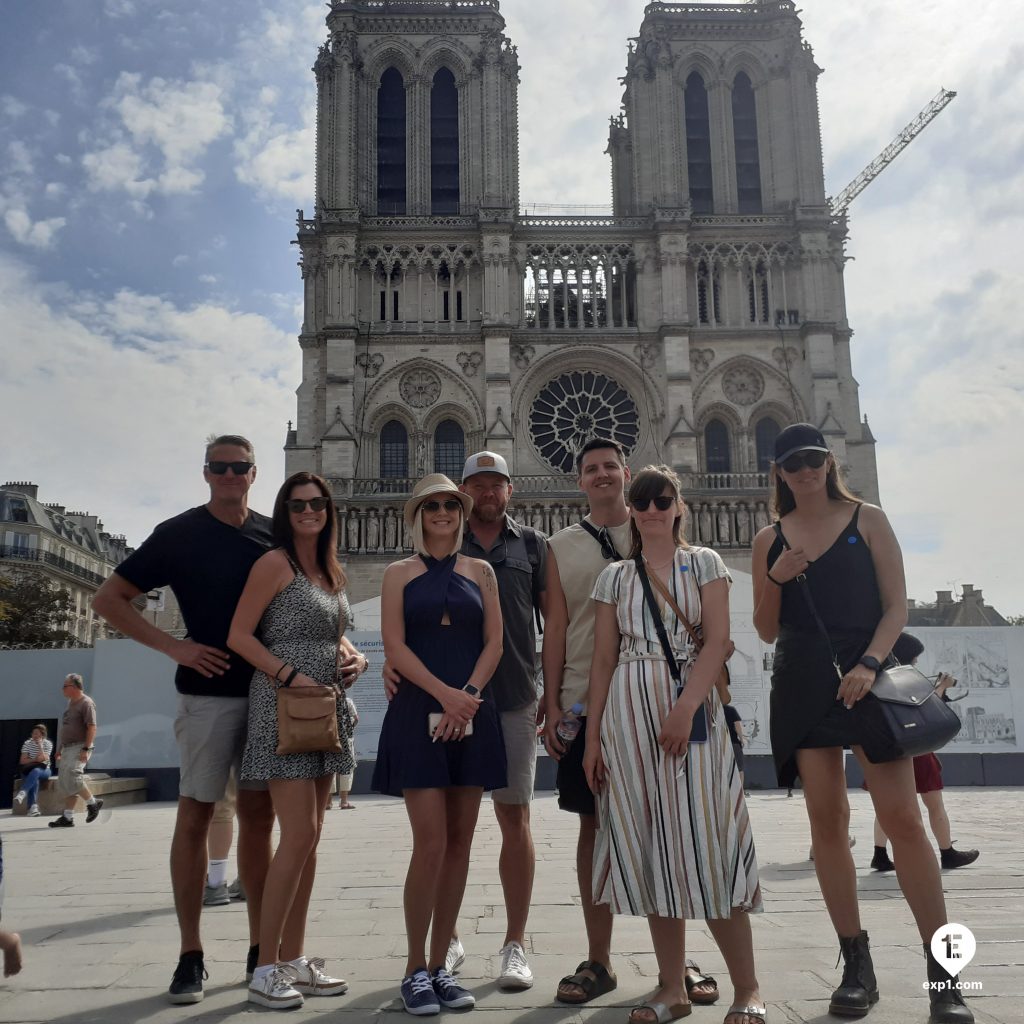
[556, 702, 584, 744]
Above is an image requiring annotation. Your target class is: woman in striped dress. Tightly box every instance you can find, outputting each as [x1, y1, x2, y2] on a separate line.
[583, 465, 764, 1024]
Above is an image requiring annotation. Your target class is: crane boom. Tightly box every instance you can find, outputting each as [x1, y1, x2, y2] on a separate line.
[831, 88, 956, 214]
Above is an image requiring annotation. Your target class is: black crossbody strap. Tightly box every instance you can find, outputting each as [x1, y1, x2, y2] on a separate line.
[772, 522, 842, 681]
[634, 556, 683, 687]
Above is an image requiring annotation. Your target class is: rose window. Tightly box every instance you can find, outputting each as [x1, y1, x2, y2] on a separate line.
[529, 371, 639, 473]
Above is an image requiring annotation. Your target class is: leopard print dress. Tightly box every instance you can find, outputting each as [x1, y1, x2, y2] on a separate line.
[240, 560, 355, 781]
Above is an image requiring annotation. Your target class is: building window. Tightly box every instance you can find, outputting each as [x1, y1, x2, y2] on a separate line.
[433, 420, 465, 478]
[380, 420, 409, 479]
[747, 262, 769, 324]
[431, 68, 460, 215]
[755, 417, 781, 472]
[704, 419, 731, 473]
[732, 72, 762, 214]
[377, 67, 407, 214]
[684, 72, 713, 214]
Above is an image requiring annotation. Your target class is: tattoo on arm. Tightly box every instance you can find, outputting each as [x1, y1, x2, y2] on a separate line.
[482, 563, 497, 595]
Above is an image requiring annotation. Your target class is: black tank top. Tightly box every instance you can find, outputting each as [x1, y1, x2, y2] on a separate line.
[767, 504, 882, 637]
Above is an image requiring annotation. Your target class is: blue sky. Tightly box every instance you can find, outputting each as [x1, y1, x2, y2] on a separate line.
[1, 1, 1021, 613]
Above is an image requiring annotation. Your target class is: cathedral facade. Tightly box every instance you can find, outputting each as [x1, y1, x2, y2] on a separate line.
[285, 0, 878, 600]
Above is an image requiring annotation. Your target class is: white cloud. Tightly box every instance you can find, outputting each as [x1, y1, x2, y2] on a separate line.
[1, 207, 67, 249]
[0, 252, 295, 544]
[44, 182, 66, 199]
[1, 95, 28, 119]
[7, 140, 33, 176]
[103, 0, 136, 18]
[82, 73, 231, 199]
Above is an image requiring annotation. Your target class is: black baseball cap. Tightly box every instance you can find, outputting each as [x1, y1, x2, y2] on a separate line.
[774, 423, 830, 465]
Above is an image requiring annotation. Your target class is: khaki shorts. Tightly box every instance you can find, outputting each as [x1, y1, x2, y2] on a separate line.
[492, 699, 539, 805]
[56, 743, 88, 797]
[174, 695, 265, 804]
[211, 772, 238, 824]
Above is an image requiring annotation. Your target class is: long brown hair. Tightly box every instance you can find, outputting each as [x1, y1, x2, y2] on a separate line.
[770, 453, 862, 517]
[271, 472, 346, 592]
[626, 465, 689, 559]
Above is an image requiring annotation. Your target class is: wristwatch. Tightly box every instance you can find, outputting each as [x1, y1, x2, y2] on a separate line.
[858, 656, 882, 673]
[462, 683, 480, 697]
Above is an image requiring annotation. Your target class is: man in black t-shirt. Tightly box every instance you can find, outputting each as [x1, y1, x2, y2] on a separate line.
[92, 435, 275, 1005]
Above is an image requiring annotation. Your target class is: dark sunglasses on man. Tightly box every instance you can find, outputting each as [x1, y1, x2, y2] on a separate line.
[205, 460, 255, 475]
[779, 450, 828, 474]
[285, 497, 330, 513]
[421, 498, 463, 513]
[631, 495, 676, 512]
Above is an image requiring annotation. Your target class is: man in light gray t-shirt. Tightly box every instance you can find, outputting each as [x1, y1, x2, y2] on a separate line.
[48, 673, 104, 829]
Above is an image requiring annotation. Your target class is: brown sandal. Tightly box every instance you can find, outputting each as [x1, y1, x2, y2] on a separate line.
[556, 959, 617, 1004]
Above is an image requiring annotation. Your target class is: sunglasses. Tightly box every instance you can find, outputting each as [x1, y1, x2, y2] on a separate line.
[286, 497, 330, 513]
[632, 495, 676, 512]
[205, 460, 254, 476]
[779, 450, 828, 473]
[421, 499, 462, 514]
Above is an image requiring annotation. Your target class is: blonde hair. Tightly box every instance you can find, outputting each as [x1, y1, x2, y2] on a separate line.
[410, 498, 465, 557]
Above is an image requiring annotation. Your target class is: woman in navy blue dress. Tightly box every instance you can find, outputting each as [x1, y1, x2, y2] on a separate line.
[373, 473, 506, 1016]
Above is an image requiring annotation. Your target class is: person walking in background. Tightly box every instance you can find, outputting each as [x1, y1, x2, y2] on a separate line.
[327, 697, 359, 810]
[92, 434, 278, 1003]
[13, 724, 53, 817]
[584, 466, 763, 1024]
[723, 701, 747, 790]
[752, 422, 973, 1023]
[869, 634, 979, 874]
[373, 474, 506, 1017]
[48, 674, 103, 829]
[229, 471, 367, 1010]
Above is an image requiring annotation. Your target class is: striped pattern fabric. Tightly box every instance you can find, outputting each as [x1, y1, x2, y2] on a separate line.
[21, 738, 53, 762]
[591, 548, 762, 919]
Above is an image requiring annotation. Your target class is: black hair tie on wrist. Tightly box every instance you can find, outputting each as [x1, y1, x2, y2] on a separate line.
[282, 667, 299, 688]
[767, 572, 784, 587]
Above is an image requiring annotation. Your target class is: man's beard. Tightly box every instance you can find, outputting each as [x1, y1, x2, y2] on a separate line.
[473, 500, 506, 524]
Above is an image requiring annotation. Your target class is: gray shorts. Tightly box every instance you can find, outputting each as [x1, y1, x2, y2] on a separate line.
[492, 699, 539, 805]
[56, 743, 88, 797]
[174, 695, 265, 804]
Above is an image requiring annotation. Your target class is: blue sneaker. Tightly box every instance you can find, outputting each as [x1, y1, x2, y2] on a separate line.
[431, 967, 475, 1009]
[401, 968, 440, 1016]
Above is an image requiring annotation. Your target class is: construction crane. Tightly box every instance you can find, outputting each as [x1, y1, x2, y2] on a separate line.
[830, 88, 957, 215]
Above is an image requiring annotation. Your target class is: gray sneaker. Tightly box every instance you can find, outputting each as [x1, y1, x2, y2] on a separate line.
[227, 877, 246, 901]
[203, 881, 230, 906]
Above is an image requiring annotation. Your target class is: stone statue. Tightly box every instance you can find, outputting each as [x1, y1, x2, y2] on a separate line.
[531, 507, 544, 533]
[346, 513, 359, 552]
[716, 505, 732, 546]
[366, 510, 380, 552]
[736, 503, 751, 546]
[698, 504, 713, 545]
[754, 502, 770, 533]
[415, 435, 427, 475]
[384, 508, 398, 551]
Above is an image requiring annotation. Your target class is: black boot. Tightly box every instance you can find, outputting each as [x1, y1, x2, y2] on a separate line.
[830, 931, 879, 1017]
[870, 845, 895, 872]
[925, 944, 974, 1023]
[940, 845, 980, 870]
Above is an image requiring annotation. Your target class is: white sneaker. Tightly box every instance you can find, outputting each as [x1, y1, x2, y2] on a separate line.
[28, 805, 40, 817]
[14, 791, 25, 806]
[248, 964, 304, 1010]
[291, 956, 348, 996]
[497, 941, 534, 990]
[445, 936, 465, 974]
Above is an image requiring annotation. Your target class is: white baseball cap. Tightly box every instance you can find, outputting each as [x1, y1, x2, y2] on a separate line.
[461, 451, 510, 482]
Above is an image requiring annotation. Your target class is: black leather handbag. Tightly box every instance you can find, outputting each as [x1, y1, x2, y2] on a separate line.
[772, 523, 961, 764]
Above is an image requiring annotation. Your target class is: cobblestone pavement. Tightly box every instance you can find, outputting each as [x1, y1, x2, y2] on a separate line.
[0, 787, 1020, 1023]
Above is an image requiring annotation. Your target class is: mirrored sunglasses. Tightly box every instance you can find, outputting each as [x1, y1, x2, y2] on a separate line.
[421, 499, 463, 514]
[205, 460, 254, 475]
[632, 495, 676, 512]
[779, 450, 828, 473]
[286, 497, 330, 513]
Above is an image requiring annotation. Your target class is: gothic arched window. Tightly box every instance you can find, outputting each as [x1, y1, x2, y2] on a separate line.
[684, 72, 713, 214]
[380, 420, 409, 479]
[433, 419, 465, 478]
[704, 419, 731, 474]
[731, 72, 762, 214]
[377, 67, 407, 214]
[431, 68, 460, 215]
[754, 416, 781, 472]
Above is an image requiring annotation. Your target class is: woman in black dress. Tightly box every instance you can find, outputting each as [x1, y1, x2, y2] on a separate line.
[752, 424, 972, 1024]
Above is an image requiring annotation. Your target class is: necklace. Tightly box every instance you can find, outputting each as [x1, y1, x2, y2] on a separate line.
[643, 552, 676, 571]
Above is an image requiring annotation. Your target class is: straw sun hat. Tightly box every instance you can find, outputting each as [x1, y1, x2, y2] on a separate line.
[403, 473, 474, 528]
